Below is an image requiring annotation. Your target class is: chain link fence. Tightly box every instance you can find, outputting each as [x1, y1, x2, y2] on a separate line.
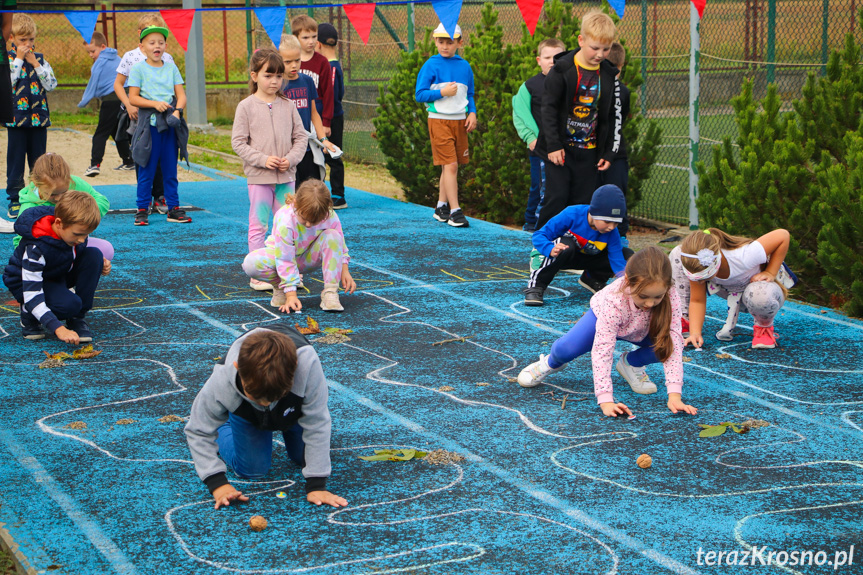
[21, 0, 863, 224]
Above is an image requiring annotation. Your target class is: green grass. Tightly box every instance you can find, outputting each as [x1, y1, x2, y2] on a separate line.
[187, 132, 234, 156]
[188, 152, 245, 177]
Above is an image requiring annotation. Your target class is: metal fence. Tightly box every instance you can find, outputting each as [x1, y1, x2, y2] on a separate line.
[22, 0, 863, 224]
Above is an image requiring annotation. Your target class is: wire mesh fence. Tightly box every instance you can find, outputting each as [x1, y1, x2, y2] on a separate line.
[20, 0, 863, 224]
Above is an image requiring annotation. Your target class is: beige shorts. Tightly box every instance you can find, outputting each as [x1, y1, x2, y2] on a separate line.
[428, 118, 469, 166]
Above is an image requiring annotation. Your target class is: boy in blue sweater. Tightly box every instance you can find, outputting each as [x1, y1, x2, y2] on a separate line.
[415, 23, 477, 228]
[80, 32, 133, 177]
[524, 185, 629, 306]
[3, 191, 108, 342]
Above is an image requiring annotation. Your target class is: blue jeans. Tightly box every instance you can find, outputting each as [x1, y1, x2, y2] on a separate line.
[136, 125, 179, 210]
[524, 154, 545, 226]
[216, 412, 304, 478]
[548, 309, 659, 369]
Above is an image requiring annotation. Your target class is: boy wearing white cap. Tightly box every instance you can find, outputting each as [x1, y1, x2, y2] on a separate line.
[415, 23, 477, 228]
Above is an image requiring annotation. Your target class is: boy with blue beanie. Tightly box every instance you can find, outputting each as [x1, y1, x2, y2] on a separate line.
[524, 184, 629, 306]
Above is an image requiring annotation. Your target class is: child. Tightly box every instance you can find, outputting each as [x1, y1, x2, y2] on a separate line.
[79, 31, 132, 177]
[5, 13, 56, 220]
[279, 34, 337, 186]
[525, 184, 629, 306]
[316, 23, 347, 209]
[671, 228, 795, 350]
[232, 47, 308, 289]
[291, 16, 333, 138]
[518, 247, 698, 418]
[0, 9, 14, 126]
[243, 179, 356, 313]
[415, 23, 477, 228]
[113, 13, 176, 211]
[128, 25, 191, 226]
[513, 38, 566, 233]
[534, 10, 622, 232]
[14, 154, 113, 261]
[184, 323, 348, 509]
[3, 191, 110, 343]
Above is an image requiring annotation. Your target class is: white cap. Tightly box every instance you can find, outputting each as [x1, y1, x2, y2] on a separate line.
[433, 23, 462, 39]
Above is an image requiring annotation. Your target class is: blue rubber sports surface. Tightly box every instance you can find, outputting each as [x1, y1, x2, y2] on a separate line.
[0, 180, 861, 575]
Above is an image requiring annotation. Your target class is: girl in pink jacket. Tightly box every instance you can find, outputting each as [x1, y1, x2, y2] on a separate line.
[517, 247, 698, 418]
[232, 48, 308, 290]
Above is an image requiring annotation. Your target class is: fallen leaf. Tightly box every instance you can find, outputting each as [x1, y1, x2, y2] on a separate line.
[296, 316, 321, 335]
[438, 385, 455, 392]
[44, 350, 72, 361]
[115, 419, 137, 425]
[72, 344, 102, 360]
[682, 356, 692, 362]
[358, 449, 427, 462]
[63, 421, 87, 430]
[158, 415, 184, 423]
[699, 424, 728, 438]
[323, 327, 353, 335]
[476, 382, 490, 386]
[715, 353, 732, 359]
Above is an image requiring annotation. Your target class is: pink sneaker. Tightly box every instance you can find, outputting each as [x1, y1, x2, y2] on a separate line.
[752, 325, 777, 349]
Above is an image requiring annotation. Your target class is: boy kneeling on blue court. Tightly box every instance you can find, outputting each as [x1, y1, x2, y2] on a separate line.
[185, 324, 347, 509]
[3, 191, 109, 343]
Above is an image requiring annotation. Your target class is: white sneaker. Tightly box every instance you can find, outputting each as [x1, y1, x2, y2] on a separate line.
[270, 289, 287, 308]
[0, 219, 14, 233]
[715, 328, 734, 341]
[517, 354, 563, 388]
[320, 283, 343, 312]
[615, 352, 658, 395]
[249, 278, 273, 291]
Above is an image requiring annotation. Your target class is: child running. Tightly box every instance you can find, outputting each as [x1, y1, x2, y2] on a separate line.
[518, 247, 697, 418]
[242, 179, 355, 313]
[670, 228, 795, 350]
[232, 47, 308, 291]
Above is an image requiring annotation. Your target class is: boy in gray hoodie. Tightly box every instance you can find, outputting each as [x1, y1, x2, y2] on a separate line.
[184, 324, 347, 509]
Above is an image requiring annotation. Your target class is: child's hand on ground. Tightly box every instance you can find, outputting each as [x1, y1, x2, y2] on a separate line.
[550, 242, 569, 257]
[341, 268, 356, 294]
[528, 138, 537, 151]
[600, 402, 632, 417]
[153, 101, 170, 113]
[212, 484, 249, 510]
[307, 490, 347, 508]
[667, 393, 698, 415]
[265, 156, 281, 170]
[440, 82, 458, 97]
[277, 157, 291, 172]
[750, 271, 775, 283]
[279, 292, 302, 313]
[596, 158, 611, 171]
[102, 258, 112, 276]
[465, 112, 477, 133]
[684, 333, 704, 349]
[127, 105, 139, 121]
[548, 149, 565, 166]
[55, 326, 80, 345]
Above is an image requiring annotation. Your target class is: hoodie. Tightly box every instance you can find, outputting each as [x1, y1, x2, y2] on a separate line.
[79, 48, 121, 107]
[536, 48, 622, 163]
[3, 205, 89, 332]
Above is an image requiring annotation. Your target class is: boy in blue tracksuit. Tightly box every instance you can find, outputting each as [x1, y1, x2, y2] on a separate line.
[525, 185, 630, 306]
[415, 23, 477, 228]
[80, 31, 133, 176]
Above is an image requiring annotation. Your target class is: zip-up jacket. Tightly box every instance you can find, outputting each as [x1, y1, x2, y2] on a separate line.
[79, 48, 120, 107]
[131, 101, 189, 168]
[3, 206, 88, 333]
[537, 49, 622, 163]
[231, 95, 308, 184]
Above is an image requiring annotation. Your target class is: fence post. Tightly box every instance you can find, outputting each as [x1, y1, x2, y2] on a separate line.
[640, 0, 647, 116]
[408, 2, 415, 52]
[184, 0, 208, 126]
[688, 3, 700, 230]
[245, 0, 252, 59]
[307, 0, 314, 18]
[820, 0, 829, 74]
[766, 0, 776, 84]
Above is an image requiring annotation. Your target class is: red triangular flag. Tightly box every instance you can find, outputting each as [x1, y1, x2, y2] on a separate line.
[343, 3, 375, 45]
[691, 0, 706, 19]
[160, 9, 195, 51]
[516, 0, 544, 36]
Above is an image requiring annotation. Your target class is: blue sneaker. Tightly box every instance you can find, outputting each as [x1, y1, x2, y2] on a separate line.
[7, 202, 20, 219]
[20, 312, 45, 340]
[523, 222, 536, 232]
[66, 317, 93, 343]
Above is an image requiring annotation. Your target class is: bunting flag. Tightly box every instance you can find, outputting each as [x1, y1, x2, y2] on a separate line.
[64, 11, 100, 44]
[254, 6, 288, 48]
[432, 0, 463, 40]
[160, 9, 196, 51]
[515, 0, 543, 35]
[691, 0, 706, 18]
[608, 0, 625, 19]
[343, 3, 375, 45]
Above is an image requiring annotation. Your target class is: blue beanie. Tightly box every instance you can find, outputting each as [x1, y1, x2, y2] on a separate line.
[589, 185, 626, 222]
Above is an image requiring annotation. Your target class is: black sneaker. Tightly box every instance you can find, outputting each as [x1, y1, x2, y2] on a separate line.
[433, 203, 450, 222]
[166, 207, 192, 223]
[134, 209, 149, 226]
[524, 287, 545, 306]
[20, 313, 45, 340]
[115, 162, 136, 171]
[578, 273, 607, 294]
[332, 197, 348, 210]
[84, 164, 100, 177]
[153, 196, 169, 215]
[447, 210, 469, 228]
[66, 317, 93, 343]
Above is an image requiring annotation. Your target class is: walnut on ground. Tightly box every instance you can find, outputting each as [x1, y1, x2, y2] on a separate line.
[637, 454, 653, 469]
[424, 449, 465, 465]
[63, 421, 86, 430]
[249, 515, 268, 532]
[158, 415, 184, 423]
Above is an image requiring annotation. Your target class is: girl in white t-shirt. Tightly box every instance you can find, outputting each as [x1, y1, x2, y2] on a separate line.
[670, 228, 795, 350]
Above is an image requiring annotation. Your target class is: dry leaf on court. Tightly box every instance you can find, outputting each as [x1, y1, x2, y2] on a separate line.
[72, 344, 102, 360]
[296, 316, 321, 335]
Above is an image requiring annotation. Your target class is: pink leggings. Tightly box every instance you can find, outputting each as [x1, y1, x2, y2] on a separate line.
[248, 182, 295, 251]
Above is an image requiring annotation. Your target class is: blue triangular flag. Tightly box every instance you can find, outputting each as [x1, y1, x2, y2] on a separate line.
[64, 11, 100, 44]
[432, 0, 463, 40]
[254, 7, 288, 48]
[608, 0, 625, 19]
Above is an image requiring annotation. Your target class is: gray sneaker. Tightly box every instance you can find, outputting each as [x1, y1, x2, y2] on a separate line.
[517, 354, 563, 388]
[615, 352, 657, 394]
